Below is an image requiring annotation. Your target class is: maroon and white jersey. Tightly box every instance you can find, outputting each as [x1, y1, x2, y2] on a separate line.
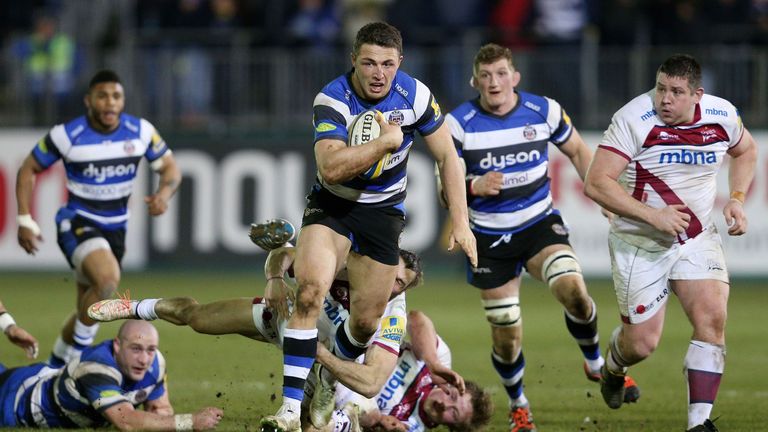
[336, 335, 452, 432]
[599, 90, 744, 249]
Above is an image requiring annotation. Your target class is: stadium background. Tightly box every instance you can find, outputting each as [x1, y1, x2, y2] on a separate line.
[1, 1, 767, 431]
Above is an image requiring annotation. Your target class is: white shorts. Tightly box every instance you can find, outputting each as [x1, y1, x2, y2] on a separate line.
[609, 225, 729, 324]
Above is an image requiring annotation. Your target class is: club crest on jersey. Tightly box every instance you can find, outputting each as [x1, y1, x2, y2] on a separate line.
[388, 110, 404, 125]
[124, 141, 135, 154]
[523, 125, 537, 140]
[656, 131, 679, 141]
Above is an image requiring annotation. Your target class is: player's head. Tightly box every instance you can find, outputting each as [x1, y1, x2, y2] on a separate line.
[85, 69, 124, 132]
[391, 249, 423, 298]
[422, 381, 493, 431]
[471, 44, 521, 114]
[113, 320, 159, 381]
[654, 54, 704, 125]
[350, 22, 403, 102]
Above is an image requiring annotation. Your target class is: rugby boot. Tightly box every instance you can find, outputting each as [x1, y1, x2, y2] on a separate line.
[687, 419, 720, 432]
[584, 362, 640, 404]
[599, 364, 626, 409]
[509, 405, 537, 432]
[309, 364, 337, 428]
[259, 404, 301, 432]
[249, 218, 296, 251]
[88, 298, 138, 322]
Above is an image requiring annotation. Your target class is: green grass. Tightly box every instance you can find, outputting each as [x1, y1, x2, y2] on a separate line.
[1, 271, 766, 431]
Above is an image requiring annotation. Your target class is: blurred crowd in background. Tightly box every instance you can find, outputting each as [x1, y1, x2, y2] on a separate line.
[2, 0, 768, 132]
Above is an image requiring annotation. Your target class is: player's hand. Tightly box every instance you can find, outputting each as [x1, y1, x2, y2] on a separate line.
[144, 194, 169, 216]
[651, 204, 690, 236]
[448, 222, 478, 267]
[265, 278, 294, 321]
[723, 198, 748, 236]
[376, 111, 403, 152]
[5, 325, 39, 359]
[427, 363, 466, 394]
[471, 171, 504, 196]
[193, 407, 224, 430]
[17, 227, 42, 255]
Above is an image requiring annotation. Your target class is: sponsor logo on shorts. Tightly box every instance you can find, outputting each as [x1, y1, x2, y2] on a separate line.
[634, 287, 669, 316]
[472, 267, 492, 274]
[551, 223, 568, 235]
[707, 260, 724, 271]
[523, 125, 537, 140]
[304, 207, 323, 217]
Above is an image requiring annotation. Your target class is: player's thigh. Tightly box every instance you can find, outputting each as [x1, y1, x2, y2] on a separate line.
[346, 252, 397, 327]
[609, 233, 677, 324]
[190, 297, 264, 338]
[80, 248, 120, 285]
[294, 224, 350, 290]
[672, 279, 729, 338]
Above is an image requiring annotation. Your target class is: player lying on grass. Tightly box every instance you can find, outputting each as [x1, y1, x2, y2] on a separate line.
[0, 320, 222, 430]
[306, 309, 494, 432]
[88, 220, 427, 431]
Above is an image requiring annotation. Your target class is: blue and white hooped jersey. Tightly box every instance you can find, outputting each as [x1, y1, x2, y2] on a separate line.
[31, 114, 170, 230]
[446, 91, 573, 233]
[313, 70, 444, 206]
[3, 340, 166, 428]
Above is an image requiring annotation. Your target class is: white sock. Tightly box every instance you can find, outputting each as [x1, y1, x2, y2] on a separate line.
[586, 356, 604, 372]
[511, 394, 529, 408]
[73, 319, 99, 346]
[136, 299, 160, 320]
[52, 336, 73, 360]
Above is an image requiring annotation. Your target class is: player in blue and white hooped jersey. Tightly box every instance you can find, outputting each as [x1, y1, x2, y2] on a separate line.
[585, 54, 757, 431]
[443, 44, 638, 432]
[263, 22, 476, 432]
[0, 320, 223, 430]
[15, 70, 181, 368]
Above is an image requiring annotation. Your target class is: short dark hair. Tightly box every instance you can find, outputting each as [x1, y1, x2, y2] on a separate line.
[353, 22, 403, 56]
[398, 249, 423, 289]
[657, 54, 702, 91]
[473, 43, 514, 78]
[450, 380, 494, 431]
[89, 70, 121, 89]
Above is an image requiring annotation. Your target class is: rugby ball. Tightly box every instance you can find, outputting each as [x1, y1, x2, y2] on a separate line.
[348, 110, 390, 179]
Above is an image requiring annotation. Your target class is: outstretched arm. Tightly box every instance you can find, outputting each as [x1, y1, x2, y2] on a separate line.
[723, 127, 757, 236]
[145, 153, 181, 216]
[0, 300, 39, 359]
[263, 246, 297, 320]
[425, 123, 477, 267]
[15, 154, 45, 255]
[102, 401, 223, 431]
[407, 310, 465, 393]
[315, 343, 398, 398]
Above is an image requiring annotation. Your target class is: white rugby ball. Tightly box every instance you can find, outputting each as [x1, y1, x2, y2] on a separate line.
[348, 110, 390, 179]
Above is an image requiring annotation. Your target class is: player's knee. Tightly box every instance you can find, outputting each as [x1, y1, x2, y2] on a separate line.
[632, 334, 660, 359]
[542, 250, 582, 288]
[483, 297, 521, 327]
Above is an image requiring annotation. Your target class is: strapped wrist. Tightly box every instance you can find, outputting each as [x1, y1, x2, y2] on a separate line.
[0, 312, 17, 334]
[174, 414, 193, 431]
[17, 214, 41, 236]
[730, 191, 746, 204]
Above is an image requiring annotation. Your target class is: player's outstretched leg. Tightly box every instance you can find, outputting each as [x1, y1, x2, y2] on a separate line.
[249, 218, 296, 251]
[88, 298, 159, 322]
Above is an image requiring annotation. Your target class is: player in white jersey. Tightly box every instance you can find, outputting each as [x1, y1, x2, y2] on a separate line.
[15, 70, 181, 368]
[0, 299, 39, 361]
[270, 22, 476, 432]
[584, 54, 757, 432]
[442, 43, 638, 432]
[308, 310, 493, 432]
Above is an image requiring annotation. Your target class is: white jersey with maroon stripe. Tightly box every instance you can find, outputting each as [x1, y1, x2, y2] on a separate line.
[335, 335, 452, 432]
[599, 90, 744, 249]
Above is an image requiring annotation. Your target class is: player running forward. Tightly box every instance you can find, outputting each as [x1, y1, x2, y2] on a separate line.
[442, 43, 639, 432]
[584, 54, 757, 432]
[15, 70, 181, 367]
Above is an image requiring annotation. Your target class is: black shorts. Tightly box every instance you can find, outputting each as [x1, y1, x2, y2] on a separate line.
[301, 186, 405, 265]
[55, 207, 126, 269]
[469, 213, 572, 289]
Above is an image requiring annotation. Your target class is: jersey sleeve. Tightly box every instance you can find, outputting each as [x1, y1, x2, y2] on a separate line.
[74, 363, 132, 412]
[313, 91, 350, 143]
[599, 112, 636, 161]
[412, 79, 445, 136]
[140, 118, 170, 162]
[434, 334, 452, 369]
[544, 96, 573, 146]
[445, 113, 465, 157]
[31, 126, 66, 169]
[371, 294, 407, 355]
[728, 106, 745, 148]
[146, 351, 167, 401]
